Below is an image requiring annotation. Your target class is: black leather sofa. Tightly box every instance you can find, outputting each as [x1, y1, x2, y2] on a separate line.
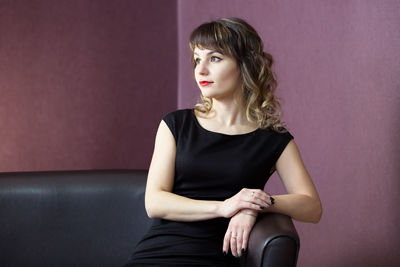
[0, 170, 299, 267]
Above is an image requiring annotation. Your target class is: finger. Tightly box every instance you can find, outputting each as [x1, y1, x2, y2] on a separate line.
[230, 232, 238, 257]
[248, 190, 272, 207]
[238, 189, 268, 210]
[248, 189, 267, 204]
[236, 231, 243, 256]
[269, 195, 275, 205]
[255, 190, 273, 206]
[242, 202, 265, 211]
[223, 231, 231, 255]
[242, 229, 250, 254]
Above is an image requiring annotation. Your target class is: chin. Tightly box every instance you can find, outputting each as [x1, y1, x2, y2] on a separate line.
[202, 93, 219, 99]
[201, 91, 230, 100]
[199, 89, 215, 98]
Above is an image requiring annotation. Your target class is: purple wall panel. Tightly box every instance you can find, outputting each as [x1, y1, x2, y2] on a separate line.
[0, 0, 177, 171]
[177, 0, 400, 266]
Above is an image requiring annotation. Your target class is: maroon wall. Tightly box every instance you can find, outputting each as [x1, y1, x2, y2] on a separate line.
[0, 0, 177, 171]
[178, 0, 400, 266]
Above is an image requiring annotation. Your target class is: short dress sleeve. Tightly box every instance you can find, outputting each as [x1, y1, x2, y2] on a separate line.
[162, 110, 184, 143]
[269, 129, 294, 173]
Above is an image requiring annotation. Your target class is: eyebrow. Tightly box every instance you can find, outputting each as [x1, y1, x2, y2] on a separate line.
[193, 50, 222, 56]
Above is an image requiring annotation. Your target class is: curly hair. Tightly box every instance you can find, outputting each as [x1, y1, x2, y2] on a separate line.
[189, 17, 287, 133]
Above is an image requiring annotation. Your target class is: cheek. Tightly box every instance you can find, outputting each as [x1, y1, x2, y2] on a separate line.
[194, 71, 200, 83]
[219, 67, 240, 85]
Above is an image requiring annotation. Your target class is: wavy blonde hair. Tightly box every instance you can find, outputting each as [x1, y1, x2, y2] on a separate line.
[189, 18, 287, 133]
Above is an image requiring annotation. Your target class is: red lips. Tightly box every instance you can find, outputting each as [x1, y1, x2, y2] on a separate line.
[199, 81, 213, 86]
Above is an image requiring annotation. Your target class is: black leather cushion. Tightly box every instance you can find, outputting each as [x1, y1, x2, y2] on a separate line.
[0, 170, 151, 267]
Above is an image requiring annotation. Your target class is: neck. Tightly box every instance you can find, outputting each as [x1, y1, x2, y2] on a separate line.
[210, 95, 248, 127]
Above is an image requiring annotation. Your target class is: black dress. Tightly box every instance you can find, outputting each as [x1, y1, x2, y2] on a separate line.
[124, 109, 293, 267]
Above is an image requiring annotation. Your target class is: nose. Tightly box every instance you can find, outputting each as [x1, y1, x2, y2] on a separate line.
[197, 61, 209, 76]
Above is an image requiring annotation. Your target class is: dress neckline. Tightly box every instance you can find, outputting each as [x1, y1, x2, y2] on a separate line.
[190, 109, 260, 137]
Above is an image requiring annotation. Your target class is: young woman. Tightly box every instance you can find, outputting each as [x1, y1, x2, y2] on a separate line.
[124, 17, 322, 267]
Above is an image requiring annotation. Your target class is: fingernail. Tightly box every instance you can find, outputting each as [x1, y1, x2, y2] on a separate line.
[260, 206, 265, 209]
[223, 251, 227, 256]
[242, 248, 245, 254]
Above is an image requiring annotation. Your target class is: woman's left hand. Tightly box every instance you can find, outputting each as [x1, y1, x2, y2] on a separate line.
[223, 209, 258, 257]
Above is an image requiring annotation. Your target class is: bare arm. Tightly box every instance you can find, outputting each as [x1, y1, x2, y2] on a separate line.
[262, 139, 323, 223]
[223, 138, 322, 257]
[144, 120, 270, 222]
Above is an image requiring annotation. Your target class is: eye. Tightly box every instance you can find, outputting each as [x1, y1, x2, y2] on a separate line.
[211, 56, 222, 62]
[194, 58, 201, 65]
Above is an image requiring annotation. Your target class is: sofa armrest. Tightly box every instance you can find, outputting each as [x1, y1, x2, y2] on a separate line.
[242, 213, 300, 267]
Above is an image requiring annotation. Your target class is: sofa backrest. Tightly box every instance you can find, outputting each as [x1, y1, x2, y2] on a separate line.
[0, 169, 151, 267]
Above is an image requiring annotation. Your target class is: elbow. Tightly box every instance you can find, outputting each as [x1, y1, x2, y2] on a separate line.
[145, 207, 156, 219]
[310, 200, 323, 224]
[145, 190, 170, 219]
[297, 196, 322, 224]
[145, 197, 164, 219]
[145, 201, 157, 219]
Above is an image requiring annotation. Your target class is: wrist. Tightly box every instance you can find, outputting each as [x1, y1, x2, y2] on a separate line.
[214, 201, 224, 218]
[240, 209, 258, 217]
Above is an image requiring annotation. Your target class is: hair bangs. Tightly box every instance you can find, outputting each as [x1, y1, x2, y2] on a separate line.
[189, 22, 235, 60]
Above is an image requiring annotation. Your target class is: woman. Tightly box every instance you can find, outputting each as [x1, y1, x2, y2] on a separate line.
[124, 17, 322, 267]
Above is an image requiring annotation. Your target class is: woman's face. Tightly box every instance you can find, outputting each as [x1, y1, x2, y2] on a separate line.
[193, 47, 241, 101]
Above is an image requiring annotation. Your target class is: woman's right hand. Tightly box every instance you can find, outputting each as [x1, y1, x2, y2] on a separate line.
[223, 209, 258, 257]
[218, 188, 273, 218]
